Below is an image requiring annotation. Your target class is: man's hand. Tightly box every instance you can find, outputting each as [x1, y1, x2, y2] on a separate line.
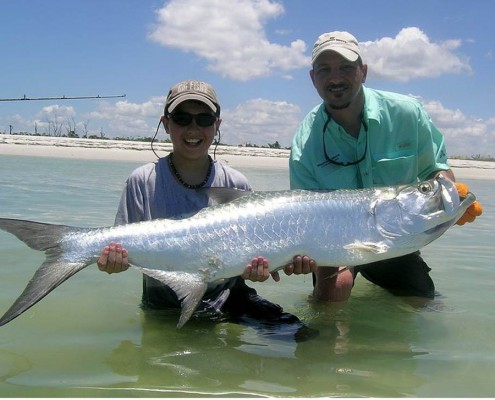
[454, 182, 483, 225]
[271, 255, 317, 282]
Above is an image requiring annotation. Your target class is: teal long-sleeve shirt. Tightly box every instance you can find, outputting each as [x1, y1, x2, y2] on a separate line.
[289, 87, 450, 190]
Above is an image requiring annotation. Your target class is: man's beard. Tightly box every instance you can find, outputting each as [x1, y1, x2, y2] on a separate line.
[328, 101, 351, 110]
[326, 84, 363, 110]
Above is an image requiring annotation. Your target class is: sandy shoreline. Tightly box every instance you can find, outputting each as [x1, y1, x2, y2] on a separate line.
[0, 134, 290, 169]
[1, 134, 493, 179]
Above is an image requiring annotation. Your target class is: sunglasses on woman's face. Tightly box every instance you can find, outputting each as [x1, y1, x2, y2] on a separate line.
[169, 112, 217, 127]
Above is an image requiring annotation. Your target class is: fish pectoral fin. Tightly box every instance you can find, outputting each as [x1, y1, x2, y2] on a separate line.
[343, 241, 389, 254]
[136, 268, 207, 329]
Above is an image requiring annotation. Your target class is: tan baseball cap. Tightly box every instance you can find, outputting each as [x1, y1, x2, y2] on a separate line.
[312, 31, 361, 64]
[164, 80, 220, 116]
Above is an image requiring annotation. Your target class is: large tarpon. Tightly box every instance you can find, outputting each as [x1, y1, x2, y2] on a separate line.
[0, 176, 475, 328]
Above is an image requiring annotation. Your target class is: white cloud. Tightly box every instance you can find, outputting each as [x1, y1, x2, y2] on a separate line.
[361, 27, 472, 82]
[423, 99, 495, 157]
[28, 105, 77, 135]
[84, 96, 302, 144]
[221, 98, 300, 146]
[85, 96, 301, 144]
[87, 98, 164, 137]
[38, 104, 76, 121]
[90, 98, 163, 119]
[0, 114, 31, 133]
[148, 0, 309, 80]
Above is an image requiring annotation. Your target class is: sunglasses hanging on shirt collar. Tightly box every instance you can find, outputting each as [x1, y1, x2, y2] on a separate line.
[319, 110, 368, 167]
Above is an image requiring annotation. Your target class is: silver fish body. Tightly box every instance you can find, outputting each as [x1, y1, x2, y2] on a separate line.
[0, 177, 475, 328]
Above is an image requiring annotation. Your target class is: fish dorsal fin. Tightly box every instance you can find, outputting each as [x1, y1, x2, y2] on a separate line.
[199, 187, 251, 206]
[136, 267, 208, 328]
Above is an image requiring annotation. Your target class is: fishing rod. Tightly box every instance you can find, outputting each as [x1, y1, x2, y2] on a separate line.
[0, 94, 126, 102]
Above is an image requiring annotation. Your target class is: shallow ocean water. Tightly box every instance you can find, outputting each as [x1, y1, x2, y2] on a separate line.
[0, 153, 494, 397]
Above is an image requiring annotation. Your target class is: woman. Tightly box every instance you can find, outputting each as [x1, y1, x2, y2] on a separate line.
[96, 80, 307, 323]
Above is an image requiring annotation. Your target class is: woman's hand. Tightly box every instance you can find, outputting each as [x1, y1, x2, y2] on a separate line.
[97, 242, 129, 274]
[241, 256, 270, 282]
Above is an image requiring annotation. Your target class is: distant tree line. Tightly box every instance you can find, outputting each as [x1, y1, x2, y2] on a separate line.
[4, 119, 493, 158]
[5, 117, 292, 150]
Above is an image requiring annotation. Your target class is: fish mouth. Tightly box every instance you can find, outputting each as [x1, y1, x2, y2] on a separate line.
[438, 177, 459, 216]
[424, 219, 454, 235]
[424, 194, 474, 235]
[424, 177, 477, 234]
[437, 176, 476, 217]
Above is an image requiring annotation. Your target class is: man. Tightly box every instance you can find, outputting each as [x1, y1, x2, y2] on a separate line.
[289, 31, 480, 302]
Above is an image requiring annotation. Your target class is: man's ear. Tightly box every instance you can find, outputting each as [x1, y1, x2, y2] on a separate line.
[309, 68, 316, 86]
[361, 64, 368, 83]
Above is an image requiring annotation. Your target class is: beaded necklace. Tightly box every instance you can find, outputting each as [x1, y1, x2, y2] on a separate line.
[168, 153, 213, 189]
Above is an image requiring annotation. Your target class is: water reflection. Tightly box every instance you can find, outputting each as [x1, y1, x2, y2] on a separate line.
[0, 350, 32, 383]
[289, 294, 432, 397]
[104, 293, 432, 397]
[106, 309, 319, 387]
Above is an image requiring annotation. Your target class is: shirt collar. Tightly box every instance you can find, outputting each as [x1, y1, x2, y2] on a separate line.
[362, 86, 381, 124]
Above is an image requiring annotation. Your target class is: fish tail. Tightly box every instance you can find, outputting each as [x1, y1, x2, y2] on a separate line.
[0, 218, 91, 326]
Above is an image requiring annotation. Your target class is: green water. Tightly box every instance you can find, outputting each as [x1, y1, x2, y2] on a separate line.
[0, 154, 494, 397]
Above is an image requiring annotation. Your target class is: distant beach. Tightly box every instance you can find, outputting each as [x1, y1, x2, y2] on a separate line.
[0, 134, 289, 169]
[1, 134, 493, 180]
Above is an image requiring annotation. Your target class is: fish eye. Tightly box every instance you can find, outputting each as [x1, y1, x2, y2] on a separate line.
[418, 182, 433, 194]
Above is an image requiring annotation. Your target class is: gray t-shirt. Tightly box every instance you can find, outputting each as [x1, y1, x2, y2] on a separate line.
[114, 155, 252, 308]
[115, 155, 251, 225]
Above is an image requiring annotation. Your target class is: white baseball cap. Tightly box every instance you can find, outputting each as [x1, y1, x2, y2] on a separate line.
[312, 31, 361, 64]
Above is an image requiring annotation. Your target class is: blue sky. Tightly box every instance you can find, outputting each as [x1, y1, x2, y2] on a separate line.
[1, 0, 494, 157]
